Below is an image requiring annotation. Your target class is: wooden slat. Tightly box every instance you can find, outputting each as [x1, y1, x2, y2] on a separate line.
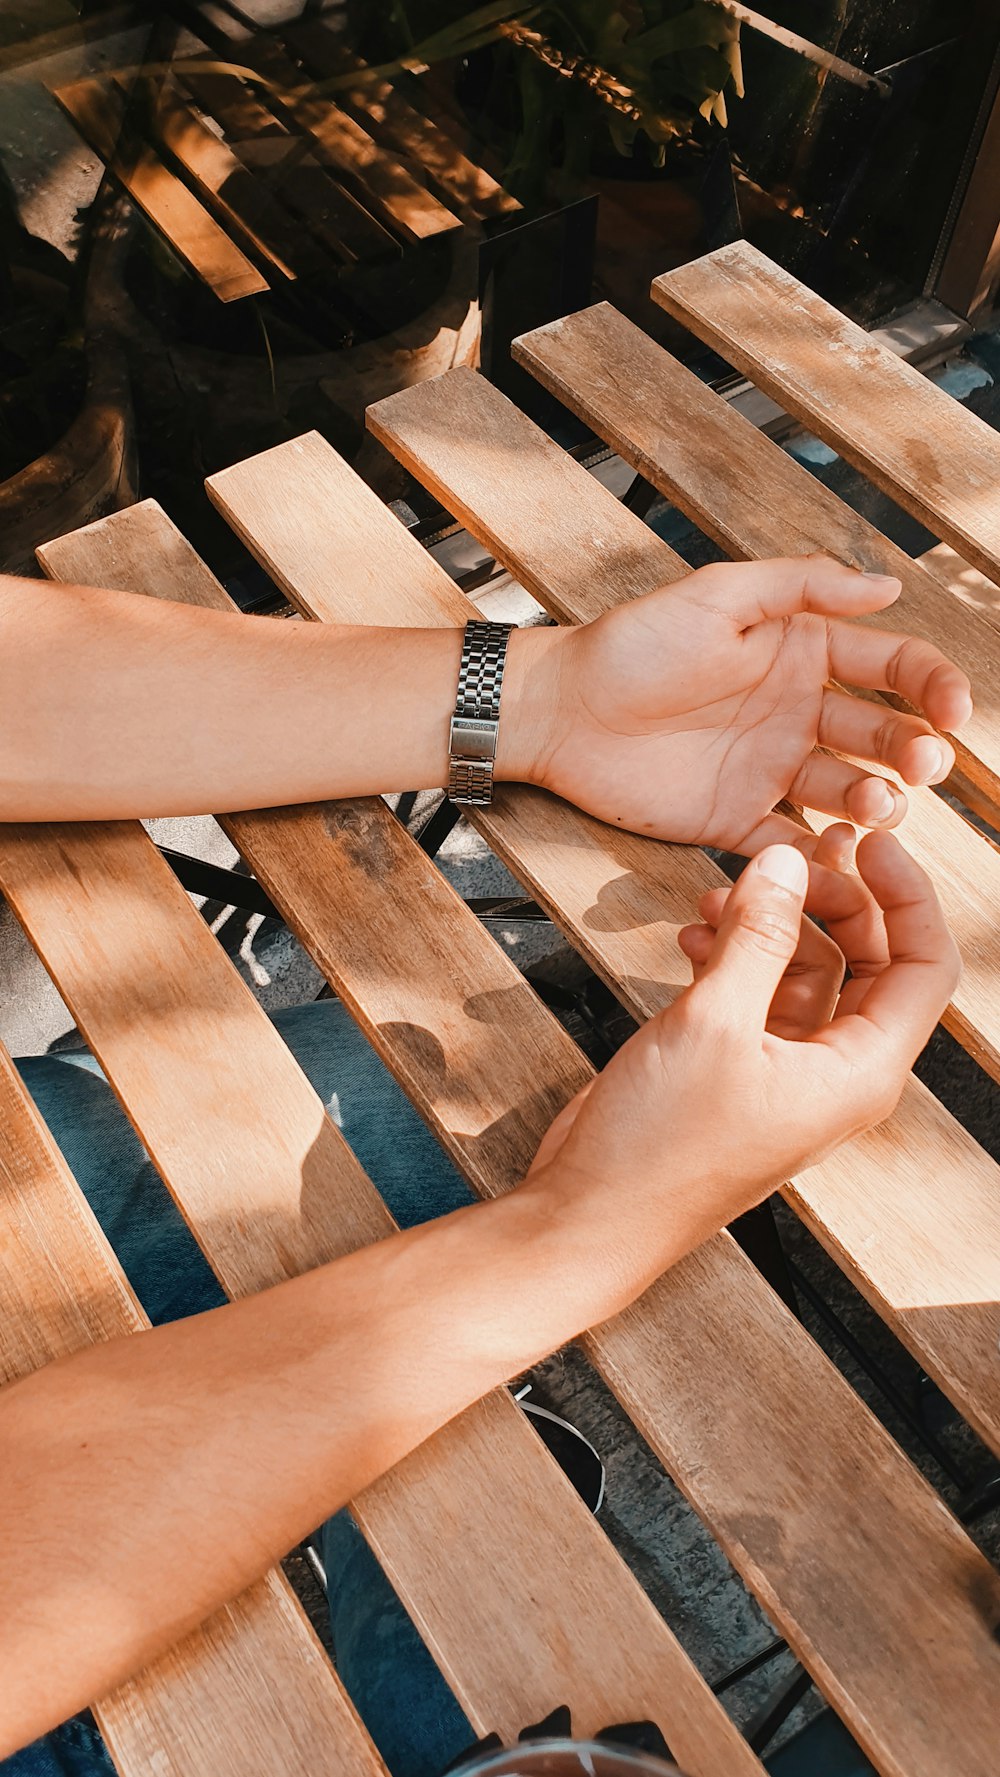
[652, 241, 1000, 588]
[919, 541, 1000, 617]
[363, 381, 1000, 1447]
[0, 1039, 383, 1777]
[280, 20, 520, 223]
[32, 542, 762, 1777]
[175, 1, 461, 243]
[51, 78, 267, 302]
[124, 75, 317, 282]
[200, 437, 1000, 1777]
[510, 302, 1000, 1075]
[177, 64, 399, 265]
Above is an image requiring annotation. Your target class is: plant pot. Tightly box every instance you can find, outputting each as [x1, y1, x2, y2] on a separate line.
[0, 195, 137, 576]
[590, 164, 710, 346]
[0, 346, 136, 577]
[119, 232, 481, 516]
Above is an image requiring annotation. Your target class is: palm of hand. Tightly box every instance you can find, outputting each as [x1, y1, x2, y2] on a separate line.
[547, 592, 828, 852]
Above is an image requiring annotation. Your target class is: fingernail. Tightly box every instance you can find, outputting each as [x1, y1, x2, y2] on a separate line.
[871, 781, 896, 821]
[861, 573, 900, 589]
[927, 742, 948, 781]
[756, 845, 808, 893]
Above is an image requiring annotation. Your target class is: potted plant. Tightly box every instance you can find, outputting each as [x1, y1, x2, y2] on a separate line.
[341, 1, 744, 332]
[0, 168, 136, 575]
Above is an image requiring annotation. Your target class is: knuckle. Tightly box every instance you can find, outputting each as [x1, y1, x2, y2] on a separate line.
[730, 901, 799, 956]
[872, 717, 898, 765]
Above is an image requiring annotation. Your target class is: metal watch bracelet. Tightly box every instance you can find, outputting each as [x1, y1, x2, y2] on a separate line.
[447, 620, 514, 806]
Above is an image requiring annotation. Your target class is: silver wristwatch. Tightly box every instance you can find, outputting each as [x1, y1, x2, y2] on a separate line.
[448, 620, 514, 806]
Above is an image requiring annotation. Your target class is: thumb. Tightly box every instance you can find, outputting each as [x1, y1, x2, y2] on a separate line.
[697, 845, 809, 1024]
[528, 1078, 596, 1175]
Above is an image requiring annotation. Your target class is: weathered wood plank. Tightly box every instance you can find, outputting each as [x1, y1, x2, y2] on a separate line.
[52, 78, 267, 302]
[364, 382, 1000, 1454]
[0, 1038, 383, 1777]
[509, 302, 1000, 1075]
[33, 527, 764, 1777]
[200, 438, 1000, 1776]
[652, 241, 1000, 588]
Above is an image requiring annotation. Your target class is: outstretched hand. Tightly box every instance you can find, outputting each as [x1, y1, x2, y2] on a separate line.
[526, 826, 959, 1285]
[523, 555, 972, 853]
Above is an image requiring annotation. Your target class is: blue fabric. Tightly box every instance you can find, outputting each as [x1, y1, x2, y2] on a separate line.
[764, 1710, 875, 1777]
[6, 1000, 473, 1777]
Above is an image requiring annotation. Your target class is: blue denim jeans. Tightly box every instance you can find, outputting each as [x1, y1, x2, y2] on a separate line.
[6, 1000, 476, 1777]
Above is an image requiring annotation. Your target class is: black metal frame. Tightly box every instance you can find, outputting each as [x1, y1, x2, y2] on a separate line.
[158, 846, 278, 918]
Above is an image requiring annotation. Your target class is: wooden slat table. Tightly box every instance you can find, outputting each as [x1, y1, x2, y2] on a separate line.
[9, 252, 1000, 1777]
[366, 381, 1000, 1452]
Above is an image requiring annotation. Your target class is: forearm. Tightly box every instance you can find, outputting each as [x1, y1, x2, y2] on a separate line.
[0, 578, 562, 820]
[0, 1180, 656, 1753]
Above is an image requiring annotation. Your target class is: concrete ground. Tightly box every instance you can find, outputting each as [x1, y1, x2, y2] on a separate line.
[1, 15, 999, 1758]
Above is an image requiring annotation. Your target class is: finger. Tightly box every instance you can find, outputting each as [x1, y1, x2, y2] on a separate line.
[816, 831, 960, 1072]
[696, 844, 809, 1025]
[818, 685, 955, 785]
[790, 750, 907, 828]
[811, 820, 857, 874]
[752, 820, 889, 975]
[738, 810, 821, 855]
[687, 554, 902, 628]
[807, 820, 890, 973]
[678, 921, 715, 978]
[688, 886, 844, 1035]
[805, 824, 890, 1015]
[826, 621, 974, 734]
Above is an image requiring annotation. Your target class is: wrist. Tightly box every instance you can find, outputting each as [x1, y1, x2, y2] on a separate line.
[516, 1162, 685, 1325]
[492, 624, 570, 788]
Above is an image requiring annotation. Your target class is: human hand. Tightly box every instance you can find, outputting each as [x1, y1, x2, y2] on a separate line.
[524, 828, 959, 1298]
[507, 555, 972, 853]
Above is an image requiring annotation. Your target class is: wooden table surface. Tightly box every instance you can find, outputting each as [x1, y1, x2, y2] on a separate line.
[6, 244, 999, 1777]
